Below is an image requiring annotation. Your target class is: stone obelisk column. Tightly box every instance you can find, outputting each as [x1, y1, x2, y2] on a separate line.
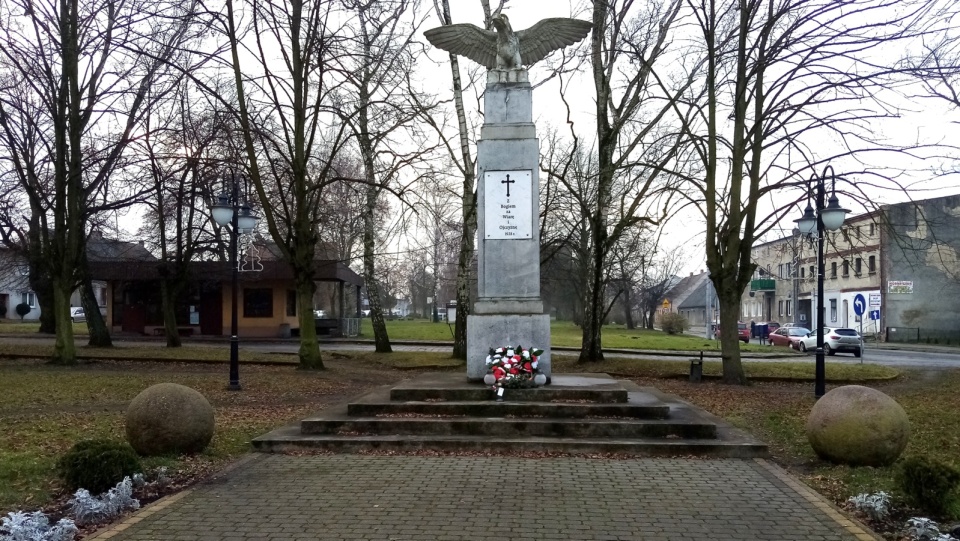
[466, 69, 551, 382]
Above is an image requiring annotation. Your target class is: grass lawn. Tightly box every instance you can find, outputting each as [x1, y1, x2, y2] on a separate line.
[1, 347, 956, 534]
[381, 318, 773, 352]
[0, 321, 87, 334]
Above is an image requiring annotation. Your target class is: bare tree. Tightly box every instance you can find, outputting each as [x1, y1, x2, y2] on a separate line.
[420, 0, 506, 358]
[543, 0, 688, 362]
[138, 80, 234, 347]
[338, 0, 432, 353]
[0, 0, 201, 363]
[667, 0, 938, 383]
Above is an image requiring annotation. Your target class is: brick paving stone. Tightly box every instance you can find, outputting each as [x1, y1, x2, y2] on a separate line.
[91, 455, 876, 541]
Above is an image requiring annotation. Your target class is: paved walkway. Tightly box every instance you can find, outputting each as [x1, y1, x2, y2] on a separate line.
[91, 454, 877, 541]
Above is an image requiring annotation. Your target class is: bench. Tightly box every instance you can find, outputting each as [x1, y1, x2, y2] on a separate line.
[314, 318, 341, 337]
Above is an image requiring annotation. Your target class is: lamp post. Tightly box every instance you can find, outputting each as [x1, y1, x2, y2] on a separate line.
[210, 174, 259, 391]
[794, 165, 848, 398]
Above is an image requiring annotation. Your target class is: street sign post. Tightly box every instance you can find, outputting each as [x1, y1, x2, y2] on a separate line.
[853, 294, 866, 364]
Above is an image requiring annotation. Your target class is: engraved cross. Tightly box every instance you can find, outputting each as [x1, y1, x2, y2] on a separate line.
[501, 174, 515, 197]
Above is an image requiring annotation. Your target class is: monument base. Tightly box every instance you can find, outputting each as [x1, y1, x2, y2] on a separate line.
[466, 313, 551, 382]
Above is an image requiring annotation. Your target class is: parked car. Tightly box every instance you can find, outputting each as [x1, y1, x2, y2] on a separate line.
[762, 321, 781, 333]
[715, 321, 750, 343]
[313, 309, 327, 318]
[795, 327, 863, 357]
[70, 307, 85, 323]
[768, 326, 810, 348]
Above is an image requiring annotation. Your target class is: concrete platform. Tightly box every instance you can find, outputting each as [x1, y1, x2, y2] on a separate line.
[252, 373, 768, 458]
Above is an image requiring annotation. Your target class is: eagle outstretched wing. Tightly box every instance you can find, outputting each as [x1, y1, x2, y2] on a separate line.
[424, 23, 499, 69]
[516, 18, 592, 66]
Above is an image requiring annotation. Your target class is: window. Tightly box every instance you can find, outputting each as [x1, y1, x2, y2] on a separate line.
[243, 288, 273, 318]
[869, 223, 875, 236]
[778, 300, 783, 317]
[286, 290, 297, 317]
[20, 292, 36, 308]
[830, 299, 837, 322]
[842, 260, 849, 277]
[800, 267, 805, 278]
[809, 265, 815, 278]
[778, 264, 783, 278]
[855, 226, 861, 239]
[868, 255, 876, 274]
[855, 258, 862, 275]
[785, 262, 792, 277]
[830, 262, 837, 279]
[786, 300, 792, 317]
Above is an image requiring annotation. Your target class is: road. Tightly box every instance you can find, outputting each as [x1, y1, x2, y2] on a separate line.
[246, 339, 960, 370]
[2, 334, 958, 369]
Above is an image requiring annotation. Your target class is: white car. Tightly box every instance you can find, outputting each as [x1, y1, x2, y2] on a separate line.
[70, 307, 85, 322]
[795, 327, 863, 357]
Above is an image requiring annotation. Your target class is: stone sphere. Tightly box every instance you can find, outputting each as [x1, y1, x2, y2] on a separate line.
[806, 385, 909, 467]
[125, 383, 215, 456]
[483, 374, 496, 386]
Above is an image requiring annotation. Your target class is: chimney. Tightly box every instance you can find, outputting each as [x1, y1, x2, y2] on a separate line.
[138, 240, 144, 247]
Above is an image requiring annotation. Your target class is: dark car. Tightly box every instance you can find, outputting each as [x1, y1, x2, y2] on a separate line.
[763, 321, 781, 333]
[715, 322, 750, 343]
[768, 326, 811, 348]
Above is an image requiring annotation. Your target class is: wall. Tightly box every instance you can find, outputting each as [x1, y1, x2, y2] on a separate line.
[881, 195, 960, 340]
[222, 280, 301, 338]
[0, 251, 39, 320]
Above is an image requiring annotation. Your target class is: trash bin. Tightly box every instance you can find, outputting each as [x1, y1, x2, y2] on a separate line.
[758, 324, 769, 343]
[279, 323, 291, 338]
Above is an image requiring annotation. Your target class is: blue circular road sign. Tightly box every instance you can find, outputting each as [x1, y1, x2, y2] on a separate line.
[853, 293, 866, 316]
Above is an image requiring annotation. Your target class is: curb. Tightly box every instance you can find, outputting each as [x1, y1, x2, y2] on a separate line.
[754, 458, 882, 541]
[85, 454, 263, 540]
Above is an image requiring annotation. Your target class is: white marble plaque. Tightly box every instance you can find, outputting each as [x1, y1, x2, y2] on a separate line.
[484, 170, 531, 240]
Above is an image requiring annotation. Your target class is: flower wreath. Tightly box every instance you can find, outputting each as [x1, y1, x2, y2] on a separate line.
[484, 345, 545, 397]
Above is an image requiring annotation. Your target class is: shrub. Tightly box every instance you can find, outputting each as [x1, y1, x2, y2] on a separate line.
[57, 439, 142, 495]
[895, 456, 960, 516]
[15, 302, 30, 321]
[660, 313, 688, 335]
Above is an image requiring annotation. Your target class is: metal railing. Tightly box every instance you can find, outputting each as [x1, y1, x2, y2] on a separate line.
[341, 318, 360, 337]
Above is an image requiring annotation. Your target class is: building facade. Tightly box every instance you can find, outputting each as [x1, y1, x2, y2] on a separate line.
[743, 194, 960, 341]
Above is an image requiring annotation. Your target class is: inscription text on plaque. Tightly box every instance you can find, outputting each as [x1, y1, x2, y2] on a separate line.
[484, 170, 532, 239]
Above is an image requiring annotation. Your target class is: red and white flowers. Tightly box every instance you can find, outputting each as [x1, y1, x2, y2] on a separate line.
[485, 345, 545, 394]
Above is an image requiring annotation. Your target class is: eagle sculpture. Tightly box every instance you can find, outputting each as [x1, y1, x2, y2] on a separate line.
[424, 13, 592, 70]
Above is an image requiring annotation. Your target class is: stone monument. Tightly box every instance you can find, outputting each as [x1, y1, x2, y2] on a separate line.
[425, 13, 592, 382]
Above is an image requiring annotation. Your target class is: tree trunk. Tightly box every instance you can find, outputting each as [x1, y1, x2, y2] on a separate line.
[81, 278, 112, 347]
[577, 250, 605, 362]
[296, 276, 323, 369]
[623, 286, 634, 329]
[50, 278, 76, 365]
[440, 0, 477, 361]
[32, 268, 55, 334]
[364, 191, 392, 353]
[159, 278, 182, 347]
[715, 276, 747, 385]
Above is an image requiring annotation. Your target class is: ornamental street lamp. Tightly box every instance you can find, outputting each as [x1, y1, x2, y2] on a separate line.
[210, 174, 259, 391]
[794, 165, 848, 398]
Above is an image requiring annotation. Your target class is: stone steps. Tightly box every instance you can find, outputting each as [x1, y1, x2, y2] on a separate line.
[301, 416, 717, 439]
[252, 373, 768, 458]
[346, 400, 669, 419]
[252, 429, 766, 458]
